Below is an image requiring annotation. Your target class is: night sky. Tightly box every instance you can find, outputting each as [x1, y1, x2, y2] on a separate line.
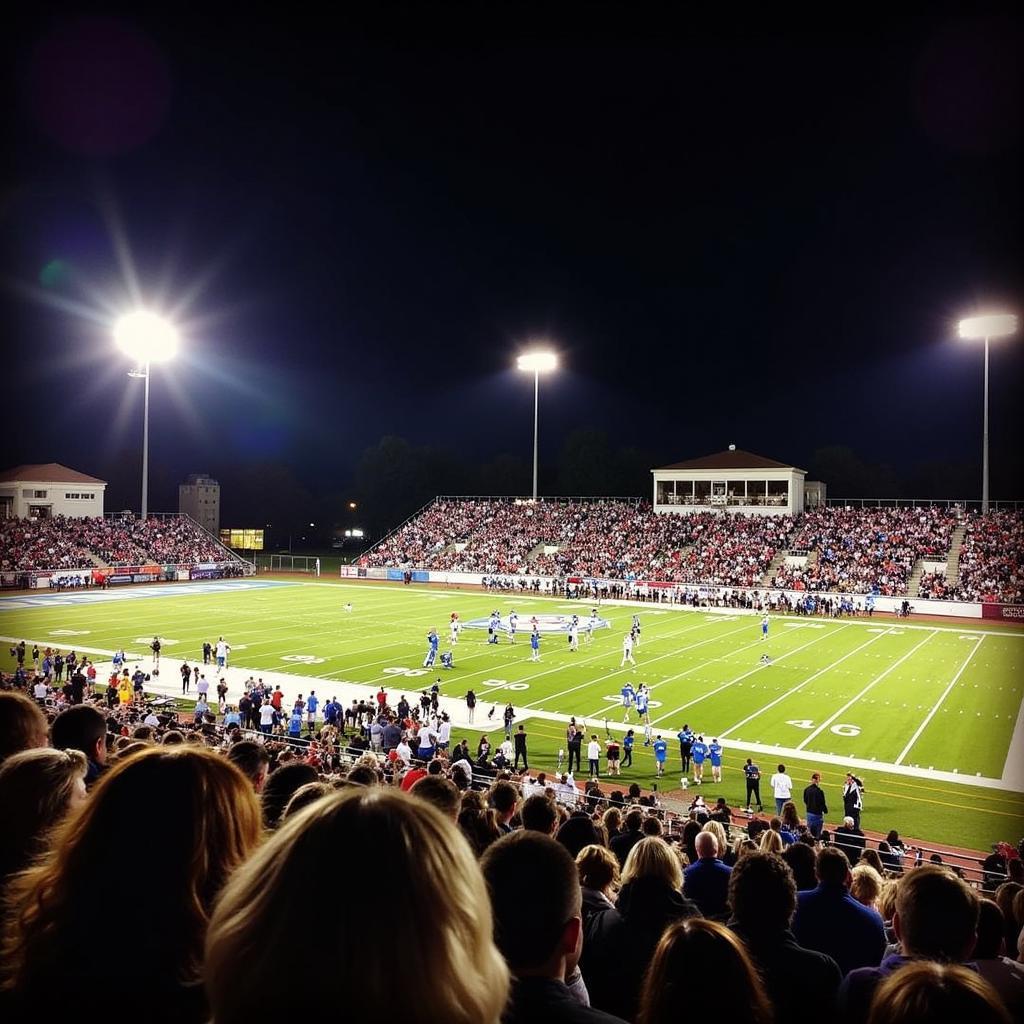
[3, 7, 1022, 525]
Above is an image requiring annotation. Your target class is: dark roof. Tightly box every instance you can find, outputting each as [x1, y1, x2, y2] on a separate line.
[0, 463, 107, 485]
[654, 449, 806, 473]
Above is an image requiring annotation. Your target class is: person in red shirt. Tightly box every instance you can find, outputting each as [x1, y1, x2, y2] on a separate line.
[377, 687, 387, 708]
[400, 766, 427, 791]
[270, 686, 284, 711]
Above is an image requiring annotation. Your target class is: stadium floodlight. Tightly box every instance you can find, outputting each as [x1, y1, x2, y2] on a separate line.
[517, 350, 558, 501]
[957, 313, 1018, 513]
[114, 310, 179, 521]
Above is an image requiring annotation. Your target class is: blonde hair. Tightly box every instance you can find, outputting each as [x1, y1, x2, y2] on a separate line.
[577, 843, 621, 893]
[205, 787, 508, 1024]
[851, 864, 884, 907]
[867, 961, 1010, 1024]
[733, 837, 757, 861]
[2, 747, 261, 1000]
[621, 837, 683, 891]
[877, 878, 900, 921]
[702, 821, 728, 858]
[758, 829, 784, 854]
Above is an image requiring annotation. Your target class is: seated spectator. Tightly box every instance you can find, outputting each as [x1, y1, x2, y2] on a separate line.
[782, 839, 818, 891]
[521, 792, 559, 834]
[557, 815, 603, 859]
[793, 847, 886, 976]
[683, 830, 732, 920]
[851, 864, 884, 911]
[727, 851, 842, 1017]
[0, 748, 88, 891]
[50, 704, 107, 787]
[410, 774, 461, 821]
[482, 831, 625, 1023]
[866, 961, 1011, 1024]
[839, 865, 982, 1023]
[637, 918, 773, 1024]
[226, 740, 270, 793]
[994, 882, 1022, 954]
[576, 844, 620, 924]
[260, 762, 319, 829]
[206, 788, 508, 1024]
[973, 899, 1024, 1019]
[609, 806, 645, 867]
[0, 692, 48, 765]
[282, 781, 331, 820]
[834, 816, 866, 865]
[0, 747, 261, 1024]
[582, 837, 701, 1020]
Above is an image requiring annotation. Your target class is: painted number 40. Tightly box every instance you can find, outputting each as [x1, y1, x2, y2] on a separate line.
[786, 720, 861, 737]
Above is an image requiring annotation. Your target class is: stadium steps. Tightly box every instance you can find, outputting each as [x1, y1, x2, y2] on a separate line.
[85, 552, 108, 569]
[760, 548, 789, 587]
[906, 558, 926, 597]
[945, 524, 967, 587]
[526, 541, 552, 563]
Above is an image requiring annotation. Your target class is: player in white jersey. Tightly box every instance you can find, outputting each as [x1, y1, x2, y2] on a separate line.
[450, 618, 460, 644]
[507, 610, 518, 643]
[568, 618, 579, 652]
[621, 632, 636, 667]
[585, 611, 597, 643]
[343, 602, 353, 613]
[643, 720, 653, 746]
[635, 684, 650, 722]
[631, 614, 641, 647]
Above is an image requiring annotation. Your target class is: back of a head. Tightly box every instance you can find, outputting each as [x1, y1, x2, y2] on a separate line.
[866, 961, 1010, 1024]
[0, 693, 48, 765]
[576, 844, 620, 893]
[521, 793, 557, 834]
[850, 864, 884, 907]
[261, 762, 319, 829]
[227, 741, 270, 788]
[556, 815, 602, 859]
[207, 788, 508, 1024]
[482, 830, 580, 971]
[729, 851, 797, 931]
[2, 746, 261, 1001]
[974, 899, 1006, 960]
[411, 775, 460, 821]
[895, 865, 979, 961]
[816, 846, 851, 885]
[622, 836, 682, 891]
[50, 705, 105, 759]
[638, 918, 772, 1024]
[695, 831, 718, 859]
[625, 807, 644, 832]
[0, 747, 87, 883]
[489, 780, 518, 816]
[782, 841, 817, 891]
[282, 782, 331, 821]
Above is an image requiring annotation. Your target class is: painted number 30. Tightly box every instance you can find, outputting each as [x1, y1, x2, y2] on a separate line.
[786, 719, 861, 737]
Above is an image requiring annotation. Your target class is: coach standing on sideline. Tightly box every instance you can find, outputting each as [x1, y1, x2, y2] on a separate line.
[842, 773, 864, 831]
[803, 772, 828, 838]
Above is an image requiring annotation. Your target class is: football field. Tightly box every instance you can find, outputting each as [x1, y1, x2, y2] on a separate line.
[2, 578, 1023, 851]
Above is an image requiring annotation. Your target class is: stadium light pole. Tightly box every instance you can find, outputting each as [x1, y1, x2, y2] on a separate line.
[517, 351, 558, 501]
[957, 313, 1018, 513]
[114, 311, 179, 520]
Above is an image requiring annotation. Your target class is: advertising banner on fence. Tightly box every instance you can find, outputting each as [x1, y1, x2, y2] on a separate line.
[982, 603, 1024, 622]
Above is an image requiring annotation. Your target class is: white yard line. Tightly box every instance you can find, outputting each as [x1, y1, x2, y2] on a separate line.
[796, 630, 938, 750]
[718, 629, 895, 739]
[649, 624, 852, 726]
[895, 635, 984, 765]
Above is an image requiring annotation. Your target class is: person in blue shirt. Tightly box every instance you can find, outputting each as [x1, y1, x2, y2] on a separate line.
[529, 628, 541, 662]
[691, 735, 708, 785]
[622, 728, 634, 768]
[761, 614, 769, 640]
[224, 706, 241, 729]
[793, 847, 887, 976]
[440, 650, 453, 669]
[620, 681, 636, 720]
[288, 705, 303, 738]
[306, 691, 319, 736]
[708, 738, 723, 783]
[652, 735, 668, 776]
[635, 686, 649, 721]
[677, 725, 694, 772]
[424, 629, 440, 667]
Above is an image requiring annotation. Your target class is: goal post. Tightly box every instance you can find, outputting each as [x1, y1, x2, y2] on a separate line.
[260, 554, 319, 574]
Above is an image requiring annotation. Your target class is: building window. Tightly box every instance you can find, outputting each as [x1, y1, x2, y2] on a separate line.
[767, 480, 789, 506]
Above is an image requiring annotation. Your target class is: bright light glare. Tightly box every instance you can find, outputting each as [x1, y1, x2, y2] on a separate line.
[114, 310, 179, 363]
[958, 314, 1018, 340]
[517, 351, 558, 373]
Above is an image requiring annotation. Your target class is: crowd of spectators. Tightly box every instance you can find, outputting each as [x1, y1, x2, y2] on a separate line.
[0, 514, 242, 572]
[2, 663, 1023, 1023]
[956, 511, 1024, 604]
[771, 507, 960, 596]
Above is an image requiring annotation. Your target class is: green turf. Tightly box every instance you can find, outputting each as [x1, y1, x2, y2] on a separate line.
[2, 577, 1022, 851]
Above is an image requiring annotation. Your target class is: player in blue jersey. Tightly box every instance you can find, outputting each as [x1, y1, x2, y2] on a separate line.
[620, 681, 636, 720]
[708, 738, 723, 783]
[677, 725, 694, 772]
[635, 685, 650, 722]
[488, 611, 501, 644]
[424, 629, 440, 668]
[440, 650, 454, 669]
[288, 704, 303, 739]
[652, 735, 668, 776]
[530, 627, 541, 662]
[761, 614, 769, 640]
[691, 735, 708, 785]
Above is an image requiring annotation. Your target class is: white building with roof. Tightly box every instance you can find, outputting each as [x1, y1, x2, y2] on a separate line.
[652, 446, 806, 517]
[0, 463, 107, 520]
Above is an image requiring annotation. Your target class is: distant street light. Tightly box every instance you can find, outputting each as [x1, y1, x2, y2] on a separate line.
[958, 313, 1018, 513]
[517, 351, 558, 501]
[114, 311, 179, 520]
